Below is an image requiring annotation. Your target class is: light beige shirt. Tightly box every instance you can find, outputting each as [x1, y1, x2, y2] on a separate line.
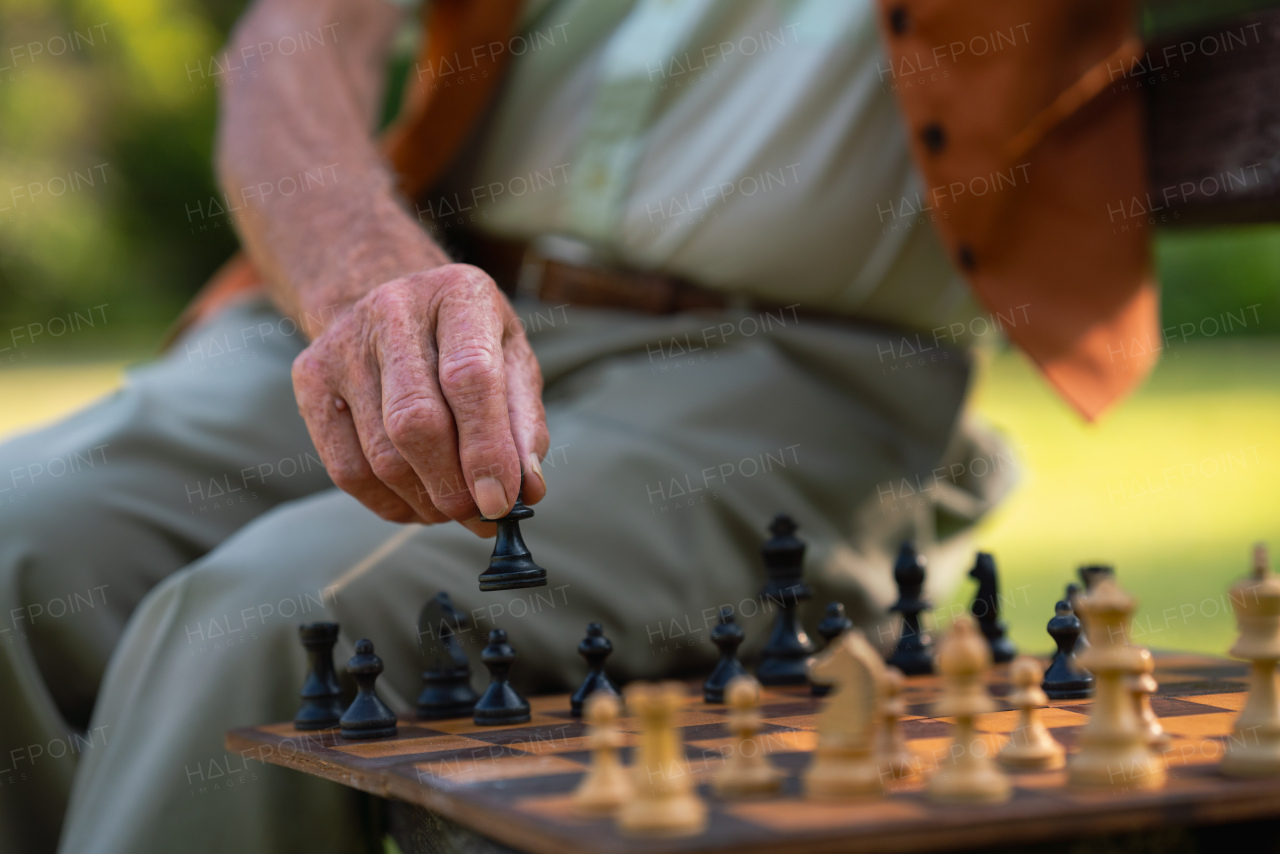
[431, 0, 985, 335]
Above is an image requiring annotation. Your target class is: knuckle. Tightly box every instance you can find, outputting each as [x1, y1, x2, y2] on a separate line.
[365, 444, 411, 486]
[327, 459, 373, 494]
[384, 397, 452, 448]
[438, 346, 503, 397]
[291, 349, 323, 386]
[436, 263, 493, 292]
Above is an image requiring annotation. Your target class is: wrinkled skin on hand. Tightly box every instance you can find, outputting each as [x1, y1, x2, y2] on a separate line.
[292, 264, 548, 537]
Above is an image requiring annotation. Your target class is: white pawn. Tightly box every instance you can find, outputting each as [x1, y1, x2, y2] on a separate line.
[617, 682, 707, 836]
[875, 667, 916, 779]
[712, 676, 782, 797]
[1132, 647, 1170, 750]
[928, 616, 1011, 804]
[998, 656, 1065, 771]
[1068, 578, 1166, 790]
[1221, 544, 1280, 777]
[573, 692, 633, 812]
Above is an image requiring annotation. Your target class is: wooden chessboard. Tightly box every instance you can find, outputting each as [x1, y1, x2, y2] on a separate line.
[225, 652, 1279, 854]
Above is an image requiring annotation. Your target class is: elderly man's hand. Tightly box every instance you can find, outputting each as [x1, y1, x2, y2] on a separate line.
[292, 264, 548, 536]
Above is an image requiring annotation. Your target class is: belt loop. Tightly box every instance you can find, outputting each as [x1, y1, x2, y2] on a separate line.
[514, 248, 546, 302]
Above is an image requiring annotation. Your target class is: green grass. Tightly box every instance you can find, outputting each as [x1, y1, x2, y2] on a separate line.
[2, 338, 1277, 659]
[950, 338, 1280, 657]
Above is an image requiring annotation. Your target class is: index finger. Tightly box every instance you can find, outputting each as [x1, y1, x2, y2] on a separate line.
[432, 270, 523, 520]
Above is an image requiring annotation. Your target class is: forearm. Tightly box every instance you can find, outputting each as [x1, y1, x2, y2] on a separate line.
[215, 0, 449, 334]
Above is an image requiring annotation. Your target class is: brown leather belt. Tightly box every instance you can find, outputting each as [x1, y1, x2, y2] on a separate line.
[455, 230, 838, 321]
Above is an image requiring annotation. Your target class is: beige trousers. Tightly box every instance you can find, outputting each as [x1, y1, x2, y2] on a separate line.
[0, 297, 1011, 853]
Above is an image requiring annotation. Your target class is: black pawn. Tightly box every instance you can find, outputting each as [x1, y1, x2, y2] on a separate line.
[571, 623, 620, 716]
[1066, 582, 1089, 653]
[479, 485, 548, 592]
[416, 591, 479, 720]
[295, 622, 344, 730]
[887, 542, 934, 675]
[340, 639, 398, 740]
[756, 515, 816, 685]
[812, 602, 854, 697]
[474, 628, 531, 725]
[704, 607, 749, 703]
[1042, 600, 1094, 700]
[968, 553, 1017, 663]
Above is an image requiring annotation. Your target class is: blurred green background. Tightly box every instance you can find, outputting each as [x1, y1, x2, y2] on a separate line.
[2, 0, 1279, 346]
[0, 0, 1278, 656]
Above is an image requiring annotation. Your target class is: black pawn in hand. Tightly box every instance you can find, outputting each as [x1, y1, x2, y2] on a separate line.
[704, 607, 749, 703]
[417, 591, 479, 720]
[295, 622, 344, 730]
[571, 623, 620, 717]
[755, 515, 815, 685]
[811, 603, 853, 696]
[474, 628, 531, 725]
[479, 486, 548, 592]
[968, 553, 1017, 663]
[887, 542, 934, 675]
[1041, 600, 1094, 700]
[340, 639, 398, 740]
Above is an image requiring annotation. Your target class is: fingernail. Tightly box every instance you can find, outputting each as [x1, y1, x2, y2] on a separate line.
[527, 455, 545, 490]
[475, 476, 509, 520]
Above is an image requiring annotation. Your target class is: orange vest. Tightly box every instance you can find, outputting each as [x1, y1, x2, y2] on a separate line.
[189, 0, 1155, 421]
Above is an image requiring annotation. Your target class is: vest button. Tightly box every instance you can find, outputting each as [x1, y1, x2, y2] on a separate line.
[921, 123, 947, 154]
[889, 5, 910, 35]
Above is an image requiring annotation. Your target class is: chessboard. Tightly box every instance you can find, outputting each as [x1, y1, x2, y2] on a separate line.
[224, 652, 1276, 854]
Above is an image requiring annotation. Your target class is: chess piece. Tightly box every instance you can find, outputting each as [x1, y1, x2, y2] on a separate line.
[478, 484, 548, 592]
[927, 616, 1011, 804]
[416, 592, 479, 720]
[1068, 578, 1167, 790]
[339, 639, 398, 740]
[474, 628, 531, 725]
[968, 553, 1016, 663]
[1042, 600, 1094, 700]
[811, 602, 854, 697]
[1065, 583, 1090, 652]
[1078, 564, 1115, 591]
[712, 676, 783, 797]
[704, 607, 749, 703]
[571, 623, 620, 716]
[999, 656, 1065, 771]
[295, 622, 344, 730]
[1132, 647, 1169, 750]
[617, 682, 707, 836]
[888, 542, 934, 675]
[756, 515, 815, 685]
[573, 692, 634, 812]
[1221, 543, 1280, 777]
[805, 629, 887, 798]
[874, 667, 916, 779]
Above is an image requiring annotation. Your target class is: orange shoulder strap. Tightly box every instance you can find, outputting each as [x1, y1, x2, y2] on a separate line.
[170, 0, 523, 341]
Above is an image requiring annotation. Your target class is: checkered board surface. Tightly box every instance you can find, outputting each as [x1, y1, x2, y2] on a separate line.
[225, 653, 1280, 854]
